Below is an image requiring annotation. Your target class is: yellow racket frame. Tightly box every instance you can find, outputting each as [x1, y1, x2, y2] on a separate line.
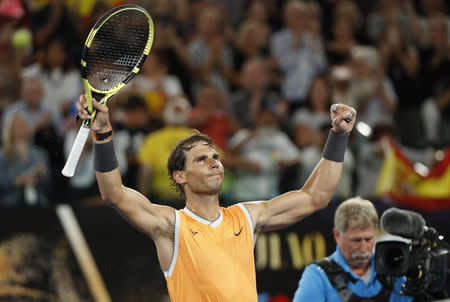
[81, 4, 154, 125]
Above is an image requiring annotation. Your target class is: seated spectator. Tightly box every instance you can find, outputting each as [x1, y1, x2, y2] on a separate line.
[30, 0, 82, 65]
[231, 57, 286, 129]
[329, 64, 355, 109]
[291, 75, 332, 149]
[233, 20, 270, 72]
[350, 46, 397, 127]
[292, 77, 354, 198]
[326, 4, 360, 66]
[2, 76, 65, 202]
[0, 111, 50, 207]
[305, 1, 325, 58]
[246, 0, 272, 39]
[270, 0, 327, 107]
[400, 0, 449, 47]
[228, 103, 300, 201]
[137, 95, 194, 204]
[22, 38, 81, 132]
[2, 77, 61, 135]
[124, 50, 184, 118]
[366, 0, 414, 44]
[378, 23, 423, 147]
[188, 83, 238, 150]
[113, 94, 152, 189]
[150, 9, 192, 98]
[187, 5, 234, 96]
[420, 15, 450, 146]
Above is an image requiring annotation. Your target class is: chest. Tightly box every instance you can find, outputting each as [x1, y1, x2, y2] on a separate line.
[178, 217, 252, 266]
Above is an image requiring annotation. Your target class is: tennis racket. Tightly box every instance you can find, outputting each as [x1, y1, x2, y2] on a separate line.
[62, 4, 154, 177]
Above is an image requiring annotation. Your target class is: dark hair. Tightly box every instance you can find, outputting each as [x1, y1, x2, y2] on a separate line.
[42, 38, 72, 73]
[167, 132, 215, 198]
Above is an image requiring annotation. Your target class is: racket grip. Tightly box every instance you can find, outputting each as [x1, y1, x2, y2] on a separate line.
[62, 125, 91, 177]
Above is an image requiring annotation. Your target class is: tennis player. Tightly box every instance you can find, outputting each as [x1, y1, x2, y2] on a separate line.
[76, 95, 356, 302]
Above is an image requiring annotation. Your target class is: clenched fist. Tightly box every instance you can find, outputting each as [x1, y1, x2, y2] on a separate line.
[330, 103, 356, 133]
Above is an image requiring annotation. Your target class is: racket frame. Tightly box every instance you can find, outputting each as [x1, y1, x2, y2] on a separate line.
[62, 5, 154, 177]
[82, 4, 154, 123]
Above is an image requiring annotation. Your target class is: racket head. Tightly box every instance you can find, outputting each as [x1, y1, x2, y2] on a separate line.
[81, 4, 154, 106]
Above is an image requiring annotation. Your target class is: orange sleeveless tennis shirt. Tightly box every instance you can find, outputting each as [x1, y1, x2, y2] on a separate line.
[164, 203, 257, 302]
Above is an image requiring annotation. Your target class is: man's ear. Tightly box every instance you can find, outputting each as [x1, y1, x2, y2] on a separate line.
[173, 170, 186, 185]
[333, 228, 341, 245]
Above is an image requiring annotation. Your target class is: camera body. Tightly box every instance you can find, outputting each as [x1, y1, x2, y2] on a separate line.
[374, 227, 449, 300]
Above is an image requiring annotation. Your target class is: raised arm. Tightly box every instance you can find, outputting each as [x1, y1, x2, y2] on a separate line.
[244, 104, 356, 234]
[75, 96, 175, 243]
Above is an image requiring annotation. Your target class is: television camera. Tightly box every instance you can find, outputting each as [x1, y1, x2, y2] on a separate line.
[374, 208, 450, 301]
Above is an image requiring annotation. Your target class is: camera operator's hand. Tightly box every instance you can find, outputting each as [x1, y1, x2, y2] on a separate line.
[330, 103, 356, 133]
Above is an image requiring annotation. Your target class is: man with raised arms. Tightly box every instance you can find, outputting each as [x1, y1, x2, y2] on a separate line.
[76, 95, 356, 302]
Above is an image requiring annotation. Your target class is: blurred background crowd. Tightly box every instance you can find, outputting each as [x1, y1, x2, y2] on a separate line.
[0, 0, 449, 301]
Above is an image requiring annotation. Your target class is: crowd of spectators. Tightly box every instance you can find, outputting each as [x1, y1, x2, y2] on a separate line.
[1, 0, 449, 208]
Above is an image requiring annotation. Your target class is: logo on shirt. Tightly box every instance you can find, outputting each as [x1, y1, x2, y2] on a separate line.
[234, 226, 243, 237]
[190, 228, 198, 236]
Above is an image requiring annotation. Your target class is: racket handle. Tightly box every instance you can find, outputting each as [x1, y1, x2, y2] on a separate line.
[62, 124, 91, 177]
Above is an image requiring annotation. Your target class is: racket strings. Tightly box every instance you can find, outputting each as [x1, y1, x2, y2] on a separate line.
[85, 9, 150, 91]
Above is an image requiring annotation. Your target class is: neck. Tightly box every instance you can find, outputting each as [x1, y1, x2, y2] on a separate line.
[185, 193, 220, 222]
[16, 140, 28, 149]
[243, 46, 260, 56]
[351, 264, 371, 277]
[290, 27, 303, 36]
[15, 141, 28, 159]
[204, 35, 217, 44]
[26, 103, 39, 112]
[249, 87, 265, 96]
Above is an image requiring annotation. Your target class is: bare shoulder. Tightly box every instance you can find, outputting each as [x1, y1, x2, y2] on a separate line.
[115, 187, 178, 240]
[239, 200, 267, 228]
[152, 203, 177, 223]
[240, 200, 266, 212]
[144, 203, 177, 239]
[240, 190, 314, 232]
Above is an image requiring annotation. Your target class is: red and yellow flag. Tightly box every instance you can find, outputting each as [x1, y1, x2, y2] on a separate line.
[376, 138, 450, 211]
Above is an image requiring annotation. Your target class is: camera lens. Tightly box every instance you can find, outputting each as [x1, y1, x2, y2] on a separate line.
[375, 241, 410, 276]
[384, 247, 406, 268]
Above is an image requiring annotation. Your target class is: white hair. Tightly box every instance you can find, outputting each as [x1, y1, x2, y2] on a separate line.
[334, 196, 379, 234]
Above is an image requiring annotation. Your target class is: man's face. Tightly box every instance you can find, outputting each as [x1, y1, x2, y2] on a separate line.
[22, 79, 43, 108]
[284, 4, 306, 31]
[181, 142, 224, 195]
[334, 220, 376, 270]
[197, 86, 224, 110]
[429, 20, 448, 49]
[241, 60, 268, 91]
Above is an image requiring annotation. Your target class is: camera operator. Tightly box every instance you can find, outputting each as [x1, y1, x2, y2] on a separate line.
[292, 197, 412, 302]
